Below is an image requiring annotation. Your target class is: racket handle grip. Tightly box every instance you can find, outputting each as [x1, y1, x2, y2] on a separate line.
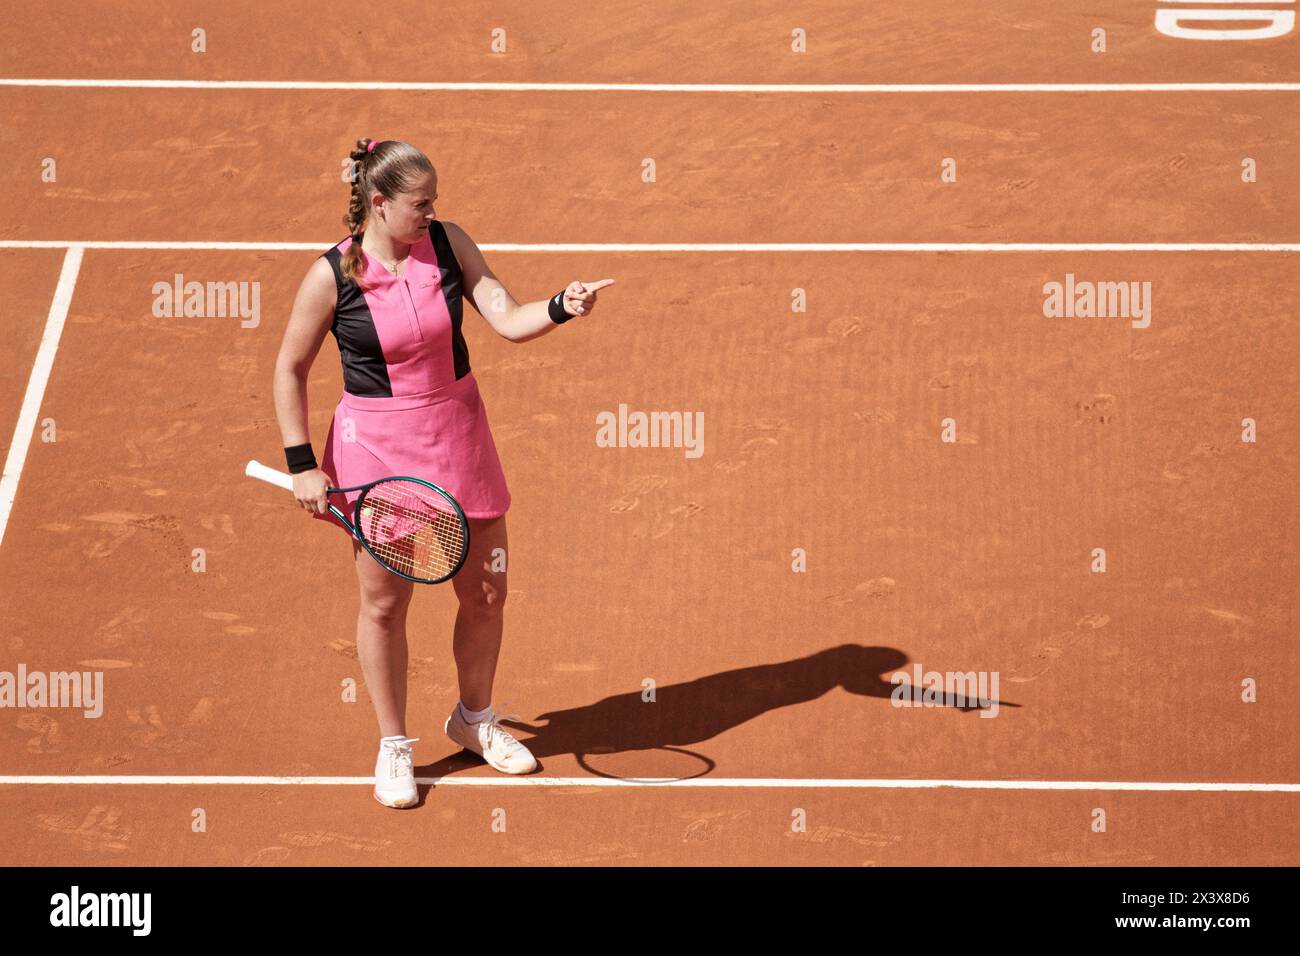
[245, 459, 295, 492]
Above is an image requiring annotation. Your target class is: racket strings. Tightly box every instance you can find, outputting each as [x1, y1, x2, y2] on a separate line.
[357, 481, 466, 580]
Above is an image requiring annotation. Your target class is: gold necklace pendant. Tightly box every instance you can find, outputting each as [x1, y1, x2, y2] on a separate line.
[364, 244, 405, 275]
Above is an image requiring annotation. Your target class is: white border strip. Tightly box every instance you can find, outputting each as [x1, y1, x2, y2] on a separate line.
[2, 241, 1298, 253]
[0, 246, 83, 550]
[2, 79, 1300, 93]
[0, 775, 1295, 791]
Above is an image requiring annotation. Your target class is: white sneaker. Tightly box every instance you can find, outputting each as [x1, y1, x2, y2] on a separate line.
[444, 704, 537, 774]
[373, 736, 420, 808]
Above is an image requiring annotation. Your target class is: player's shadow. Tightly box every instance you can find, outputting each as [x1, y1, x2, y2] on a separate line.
[415, 643, 1019, 786]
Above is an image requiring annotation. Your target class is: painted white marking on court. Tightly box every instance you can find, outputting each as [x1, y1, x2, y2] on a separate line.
[0, 241, 1297, 253]
[1, 79, 1300, 93]
[0, 775, 1295, 792]
[0, 246, 83, 550]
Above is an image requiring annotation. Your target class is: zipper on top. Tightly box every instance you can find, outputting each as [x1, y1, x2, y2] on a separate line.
[397, 276, 424, 341]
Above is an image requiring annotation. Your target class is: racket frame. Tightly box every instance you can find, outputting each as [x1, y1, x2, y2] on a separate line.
[244, 459, 471, 584]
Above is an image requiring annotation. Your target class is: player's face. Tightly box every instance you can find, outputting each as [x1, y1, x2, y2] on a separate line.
[379, 172, 438, 244]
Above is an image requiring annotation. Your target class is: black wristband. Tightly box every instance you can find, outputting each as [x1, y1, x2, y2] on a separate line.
[284, 442, 318, 474]
[548, 290, 574, 324]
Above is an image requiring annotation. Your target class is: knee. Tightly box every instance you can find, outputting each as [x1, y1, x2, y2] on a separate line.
[456, 574, 507, 618]
[359, 590, 412, 627]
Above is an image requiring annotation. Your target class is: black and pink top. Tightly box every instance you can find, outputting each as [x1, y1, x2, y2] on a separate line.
[322, 221, 473, 397]
[313, 221, 513, 521]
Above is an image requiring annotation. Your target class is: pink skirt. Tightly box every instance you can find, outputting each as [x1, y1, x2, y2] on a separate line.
[314, 372, 511, 533]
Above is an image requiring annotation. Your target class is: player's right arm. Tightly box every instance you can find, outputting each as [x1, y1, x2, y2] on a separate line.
[273, 256, 337, 514]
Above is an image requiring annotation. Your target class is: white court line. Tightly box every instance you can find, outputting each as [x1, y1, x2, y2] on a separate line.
[0, 246, 83, 550]
[0, 775, 1296, 792]
[2, 79, 1300, 93]
[0, 241, 1298, 253]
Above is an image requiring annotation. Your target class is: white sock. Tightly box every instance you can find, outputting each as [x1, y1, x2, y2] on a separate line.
[458, 701, 491, 724]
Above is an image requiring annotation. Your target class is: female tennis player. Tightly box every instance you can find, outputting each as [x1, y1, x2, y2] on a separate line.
[272, 137, 614, 808]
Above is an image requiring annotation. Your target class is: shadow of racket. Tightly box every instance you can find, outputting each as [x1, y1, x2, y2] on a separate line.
[491, 704, 716, 782]
[574, 745, 716, 783]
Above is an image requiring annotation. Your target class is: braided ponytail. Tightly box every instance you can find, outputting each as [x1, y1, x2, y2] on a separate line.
[339, 137, 437, 286]
[338, 138, 374, 285]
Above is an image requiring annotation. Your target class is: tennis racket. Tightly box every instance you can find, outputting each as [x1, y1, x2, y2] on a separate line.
[244, 460, 470, 584]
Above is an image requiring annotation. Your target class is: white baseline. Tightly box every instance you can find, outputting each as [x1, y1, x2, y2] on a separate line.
[0, 774, 1296, 792]
[2, 79, 1300, 93]
[1, 241, 1298, 253]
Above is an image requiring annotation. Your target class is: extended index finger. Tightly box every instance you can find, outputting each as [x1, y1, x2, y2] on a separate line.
[580, 278, 616, 293]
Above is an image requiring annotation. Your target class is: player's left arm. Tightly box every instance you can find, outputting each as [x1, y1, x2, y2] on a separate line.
[443, 221, 522, 336]
[444, 220, 614, 344]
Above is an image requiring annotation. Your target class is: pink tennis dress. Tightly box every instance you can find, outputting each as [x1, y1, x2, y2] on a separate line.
[313, 222, 511, 531]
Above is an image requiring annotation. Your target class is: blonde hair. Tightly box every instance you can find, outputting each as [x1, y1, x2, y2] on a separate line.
[341, 138, 436, 284]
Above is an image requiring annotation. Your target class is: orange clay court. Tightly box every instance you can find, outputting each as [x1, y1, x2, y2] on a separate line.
[0, 1, 1296, 865]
